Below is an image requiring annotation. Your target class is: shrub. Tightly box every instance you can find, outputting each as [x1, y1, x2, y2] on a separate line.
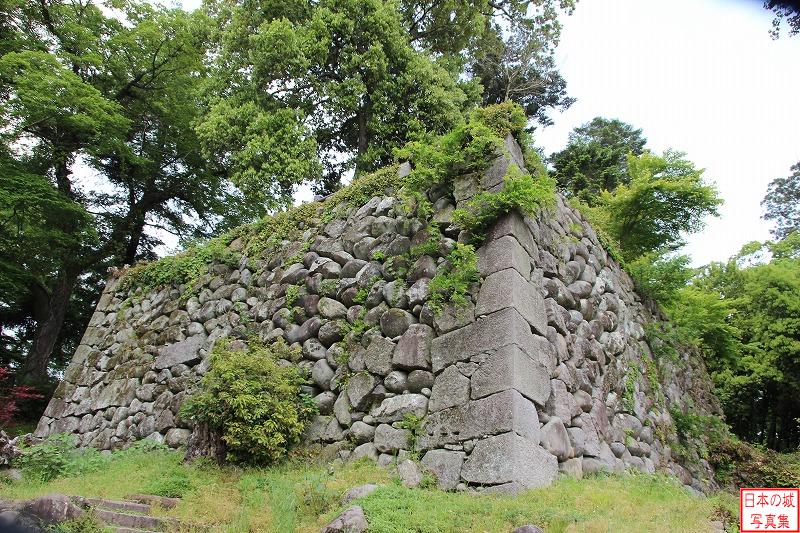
[0, 367, 44, 428]
[15, 434, 107, 482]
[427, 244, 480, 315]
[180, 339, 317, 465]
[452, 165, 555, 241]
[710, 437, 800, 489]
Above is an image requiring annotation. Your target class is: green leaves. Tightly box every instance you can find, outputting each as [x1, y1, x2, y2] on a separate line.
[180, 339, 317, 465]
[588, 150, 721, 262]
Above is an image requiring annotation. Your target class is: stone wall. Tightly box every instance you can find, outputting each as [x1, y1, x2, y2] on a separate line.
[35, 136, 721, 493]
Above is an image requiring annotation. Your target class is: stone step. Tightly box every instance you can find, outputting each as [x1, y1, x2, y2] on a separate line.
[95, 509, 171, 531]
[125, 494, 180, 510]
[86, 498, 151, 514]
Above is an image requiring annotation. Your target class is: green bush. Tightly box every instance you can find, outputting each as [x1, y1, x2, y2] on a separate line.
[180, 339, 317, 465]
[14, 434, 108, 482]
[427, 243, 480, 315]
[452, 165, 555, 240]
[710, 437, 800, 489]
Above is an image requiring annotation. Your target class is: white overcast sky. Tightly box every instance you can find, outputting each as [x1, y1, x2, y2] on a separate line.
[178, 0, 800, 266]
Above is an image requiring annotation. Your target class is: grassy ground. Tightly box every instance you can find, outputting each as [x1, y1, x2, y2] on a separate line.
[1, 444, 739, 533]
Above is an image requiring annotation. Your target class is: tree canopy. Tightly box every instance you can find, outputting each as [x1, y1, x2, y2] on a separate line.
[551, 117, 647, 203]
[762, 162, 800, 240]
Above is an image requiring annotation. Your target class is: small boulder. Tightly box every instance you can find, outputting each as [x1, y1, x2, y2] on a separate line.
[341, 484, 380, 504]
[321, 506, 368, 533]
[396, 459, 423, 488]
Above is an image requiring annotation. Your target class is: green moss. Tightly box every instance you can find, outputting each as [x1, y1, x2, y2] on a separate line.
[285, 284, 302, 307]
[428, 243, 480, 316]
[452, 165, 555, 242]
[118, 236, 239, 299]
[622, 365, 640, 413]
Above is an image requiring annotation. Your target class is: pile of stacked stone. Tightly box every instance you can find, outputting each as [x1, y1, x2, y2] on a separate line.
[34, 135, 720, 493]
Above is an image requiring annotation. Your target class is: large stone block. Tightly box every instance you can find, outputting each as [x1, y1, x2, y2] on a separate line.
[370, 394, 428, 423]
[428, 365, 470, 412]
[475, 268, 547, 335]
[470, 344, 550, 407]
[94, 378, 139, 410]
[431, 308, 534, 373]
[421, 449, 465, 490]
[461, 432, 557, 488]
[154, 334, 206, 369]
[477, 235, 531, 280]
[486, 211, 537, 258]
[418, 389, 539, 449]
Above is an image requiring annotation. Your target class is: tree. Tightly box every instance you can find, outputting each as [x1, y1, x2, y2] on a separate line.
[470, 23, 574, 127]
[765, 0, 800, 38]
[551, 117, 647, 203]
[199, 0, 578, 198]
[0, 1, 237, 383]
[762, 162, 800, 239]
[587, 150, 721, 262]
[680, 240, 800, 449]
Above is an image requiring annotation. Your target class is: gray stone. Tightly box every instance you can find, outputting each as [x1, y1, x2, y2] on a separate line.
[477, 235, 531, 280]
[512, 526, 545, 533]
[302, 338, 327, 361]
[380, 308, 416, 338]
[22, 494, 85, 525]
[431, 301, 475, 334]
[364, 336, 394, 376]
[349, 421, 376, 444]
[419, 389, 539, 449]
[94, 379, 138, 410]
[383, 280, 408, 308]
[384, 370, 408, 393]
[321, 506, 368, 533]
[487, 211, 537, 258]
[428, 366, 470, 412]
[431, 308, 535, 372]
[312, 360, 335, 389]
[313, 391, 337, 415]
[154, 334, 205, 369]
[408, 255, 437, 283]
[374, 424, 410, 453]
[165, 428, 191, 447]
[461, 432, 557, 488]
[371, 394, 428, 423]
[420, 449, 464, 490]
[470, 344, 550, 407]
[393, 324, 433, 370]
[405, 278, 430, 307]
[334, 392, 352, 426]
[350, 442, 379, 462]
[342, 484, 380, 504]
[407, 369, 435, 392]
[397, 459, 423, 487]
[318, 320, 345, 347]
[539, 417, 573, 461]
[476, 268, 547, 335]
[318, 297, 347, 319]
[346, 373, 377, 411]
[559, 457, 583, 479]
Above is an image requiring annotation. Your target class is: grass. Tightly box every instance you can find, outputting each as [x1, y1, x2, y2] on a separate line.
[2, 445, 739, 533]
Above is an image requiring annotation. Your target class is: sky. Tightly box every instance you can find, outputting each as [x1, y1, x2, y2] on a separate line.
[176, 0, 800, 266]
[532, 0, 800, 266]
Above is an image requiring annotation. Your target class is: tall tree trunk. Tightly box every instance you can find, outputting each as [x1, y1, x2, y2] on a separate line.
[355, 96, 372, 174]
[21, 270, 78, 385]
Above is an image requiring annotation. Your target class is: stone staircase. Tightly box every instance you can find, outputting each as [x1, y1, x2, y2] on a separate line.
[85, 494, 183, 533]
